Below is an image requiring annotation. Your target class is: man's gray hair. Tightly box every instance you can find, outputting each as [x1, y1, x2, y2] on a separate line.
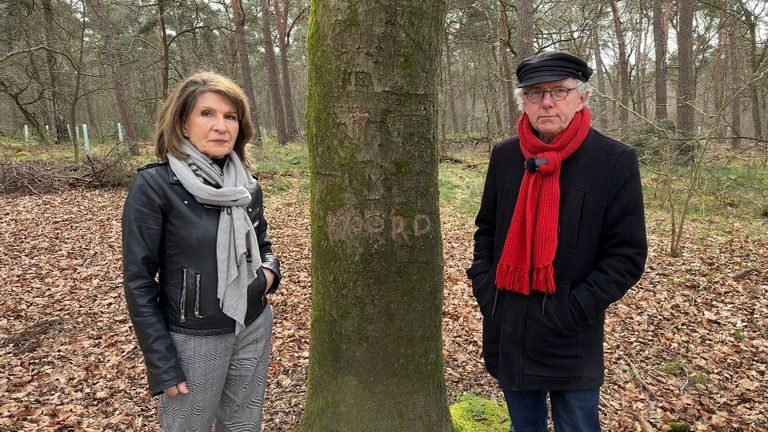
[513, 79, 591, 111]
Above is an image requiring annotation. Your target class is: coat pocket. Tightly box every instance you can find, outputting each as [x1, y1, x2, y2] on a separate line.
[179, 267, 188, 323]
[523, 282, 584, 378]
[247, 267, 268, 306]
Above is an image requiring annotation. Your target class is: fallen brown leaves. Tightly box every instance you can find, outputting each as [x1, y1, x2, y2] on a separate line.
[1, 183, 766, 431]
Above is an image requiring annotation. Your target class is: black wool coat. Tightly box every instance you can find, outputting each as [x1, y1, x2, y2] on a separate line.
[467, 128, 647, 391]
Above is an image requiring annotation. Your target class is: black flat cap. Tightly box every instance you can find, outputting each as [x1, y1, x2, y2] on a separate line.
[516, 51, 593, 88]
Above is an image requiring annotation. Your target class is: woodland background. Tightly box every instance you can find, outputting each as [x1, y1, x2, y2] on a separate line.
[0, 0, 767, 149]
[1, 0, 767, 431]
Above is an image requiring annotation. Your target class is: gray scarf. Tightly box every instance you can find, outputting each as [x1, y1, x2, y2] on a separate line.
[168, 140, 261, 335]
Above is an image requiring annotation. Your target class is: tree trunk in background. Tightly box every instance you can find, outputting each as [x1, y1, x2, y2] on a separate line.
[444, 27, 458, 134]
[260, 0, 288, 145]
[652, 0, 669, 120]
[70, 3, 87, 162]
[742, 6, 762, 140]
[634, 0, 646, 118]
[42, 0, 66, 143]
[171, 3, 192, 75]
[231, 0, 263, 145]
[301, 0, 451, 430]
[590, 11, 608, 129]
[86, 0, 138, 153]
[497, 1, 515, 135]
[727, 7, 741, 148]
[273, 0, 300, 141]
[0, 80, 54, 146]
[513, 0, 534, 130]
[608, 0, 629, 134]
[157, 0, 169, 99]
[676, 0, 695, 140]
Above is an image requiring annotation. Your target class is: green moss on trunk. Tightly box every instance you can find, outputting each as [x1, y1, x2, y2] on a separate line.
[301, 1, 451, 431]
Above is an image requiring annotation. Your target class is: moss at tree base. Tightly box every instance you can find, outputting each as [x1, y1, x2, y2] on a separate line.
[451, 394, 511, 432]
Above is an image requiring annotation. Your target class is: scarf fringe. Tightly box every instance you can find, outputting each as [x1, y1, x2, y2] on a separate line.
[495, 264, 531, 295]
[531, 265, 555, 294]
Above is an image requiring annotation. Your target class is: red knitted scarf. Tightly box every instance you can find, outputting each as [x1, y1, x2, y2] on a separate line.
[495, 108, 591, 294]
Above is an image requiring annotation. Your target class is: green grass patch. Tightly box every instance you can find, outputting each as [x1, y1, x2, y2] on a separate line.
[691, 372, 711, 385]
[450, 394, 510, 432]
[439, 160, 487, 215]
[642, 161, 768, 219]
[661, 359, 686, 376]
[250, 140, 309, 177]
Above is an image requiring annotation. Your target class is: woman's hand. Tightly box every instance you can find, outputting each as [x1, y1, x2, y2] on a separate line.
[163, 382, 189, 397]
[263, 268, 276, 291]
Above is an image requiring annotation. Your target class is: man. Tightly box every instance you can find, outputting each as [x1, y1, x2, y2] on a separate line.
[466, 51, 647, 431]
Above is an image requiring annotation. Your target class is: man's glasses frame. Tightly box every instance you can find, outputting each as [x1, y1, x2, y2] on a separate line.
[523, 86, 578, 103]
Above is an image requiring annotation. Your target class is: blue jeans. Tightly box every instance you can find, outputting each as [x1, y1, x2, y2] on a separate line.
[503, 389, 600, 432]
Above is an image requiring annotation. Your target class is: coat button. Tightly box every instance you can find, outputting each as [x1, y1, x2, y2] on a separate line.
[247, 207, 252, 212]
[183, 200, 188, 205]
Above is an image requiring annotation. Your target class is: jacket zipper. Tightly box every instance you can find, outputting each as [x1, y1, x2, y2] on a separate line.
[180, 268, 187, 322]
[194, 273, 202, 318]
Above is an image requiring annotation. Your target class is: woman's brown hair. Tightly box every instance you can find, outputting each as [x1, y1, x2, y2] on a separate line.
[155, 72, 254, 164]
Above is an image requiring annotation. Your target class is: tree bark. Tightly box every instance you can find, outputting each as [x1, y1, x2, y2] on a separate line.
[444, 26, 458, 134]
[273, 0, 300, 141]
[230, 0, 263, 145]
[609, 0, 630, 133]
[86, 0, 139, 153]
[727, 6, 741, 148]
[590, 10, 608, 129]
[301, 1, 451, 430]
[260, 0, 288, 145]
[634, 0, 646, 118]
[676, 0, 695, 138]
[41, 0, 66, 143]
[741, 4, 762, 140]
[70, 2, 88, 162]
[498, 0, 517, 135]
[651, 0, 669, 120]
[157, 0, 170, 99]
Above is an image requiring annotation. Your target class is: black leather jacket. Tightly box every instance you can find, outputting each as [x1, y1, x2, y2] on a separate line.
[122, 162, 281, 395]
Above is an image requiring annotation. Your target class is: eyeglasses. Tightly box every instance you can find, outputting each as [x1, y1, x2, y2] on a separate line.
[523, 86, 578, 103]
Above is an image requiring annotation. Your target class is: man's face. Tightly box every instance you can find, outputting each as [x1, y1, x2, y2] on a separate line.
[522, 78, 587, 142]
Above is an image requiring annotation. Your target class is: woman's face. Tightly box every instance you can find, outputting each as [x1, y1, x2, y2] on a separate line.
[182, 91, 239, 159]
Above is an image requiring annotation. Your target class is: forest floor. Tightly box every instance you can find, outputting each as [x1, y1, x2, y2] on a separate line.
[1, 177, 767, 431]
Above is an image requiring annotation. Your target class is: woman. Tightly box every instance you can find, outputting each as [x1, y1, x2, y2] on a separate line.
[122, 72, 280, 431]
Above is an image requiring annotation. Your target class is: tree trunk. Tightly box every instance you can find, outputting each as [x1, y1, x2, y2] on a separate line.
[230, 0, 263, 145]
[741, 5, 762, 140]
[513, 0, 535, 132]
[301, 1, 451, 431]
[86, 0, 139, 153]
[652, 0, 669, 120]
[273, 0, 300, 141]
[42, 0, 66, 143]
[634, 0, 646, 118]
[609, 0, 630, 133]
[727, 7, 741, 148]
[498, 1, 516, 135]
[158, 0, 170, 99]
[260, 0, 288, 145]
[70, 2, 88, 162]
[444, 27, 458, 134]
[171, 3, 192, 75]
[590, 11, 608, 129]
[676, 0, 695, 139]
